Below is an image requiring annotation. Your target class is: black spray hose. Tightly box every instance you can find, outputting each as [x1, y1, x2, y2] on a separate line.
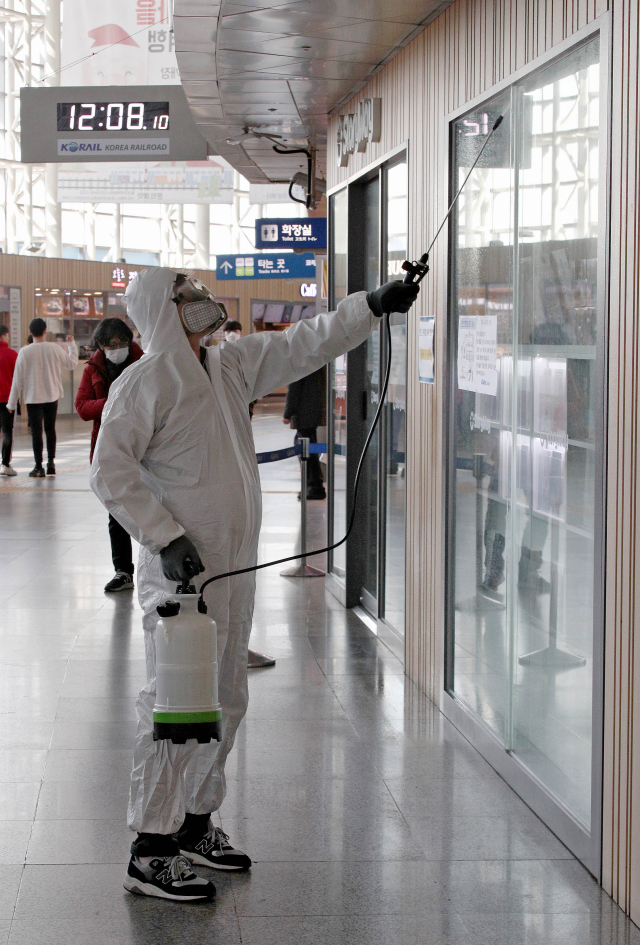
[199, 311, 393, 601]
[198, 113, 505, 603]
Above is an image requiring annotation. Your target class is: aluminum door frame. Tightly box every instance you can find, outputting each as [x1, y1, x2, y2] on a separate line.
[326, 145, 409, 648]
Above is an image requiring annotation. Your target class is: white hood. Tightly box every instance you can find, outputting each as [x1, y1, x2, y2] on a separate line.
[124, 267, 192, 358]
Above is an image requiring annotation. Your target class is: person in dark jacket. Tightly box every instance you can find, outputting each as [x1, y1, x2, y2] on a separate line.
[283, 368, 326, 500]
[0, 325, 18, 476]
[75, 318, 143, 592]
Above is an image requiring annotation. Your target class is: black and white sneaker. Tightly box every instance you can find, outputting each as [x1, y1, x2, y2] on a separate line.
[104, 571, 134, 592]
[124, 854, 216, 901]
[178, 825, 251, 871]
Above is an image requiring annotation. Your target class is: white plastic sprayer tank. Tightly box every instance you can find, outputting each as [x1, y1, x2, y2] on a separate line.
[153, 586, 221, 744]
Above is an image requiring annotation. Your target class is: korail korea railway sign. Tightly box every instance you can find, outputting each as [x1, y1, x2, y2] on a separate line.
[336, 98, 381, 167]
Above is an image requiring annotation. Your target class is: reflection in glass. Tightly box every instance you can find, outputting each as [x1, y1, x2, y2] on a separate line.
[450, 39, 600, 827]
[361, 176, 381, 602]
[384, 161, 408, 634]
[330, 188, 348, 577]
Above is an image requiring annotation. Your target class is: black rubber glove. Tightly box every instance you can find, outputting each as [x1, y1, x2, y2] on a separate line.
[366, 280, 420, 317]
[160, 535, 205, 582]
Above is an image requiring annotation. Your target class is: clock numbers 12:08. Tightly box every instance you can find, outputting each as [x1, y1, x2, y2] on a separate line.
[66, 103, 169, 131]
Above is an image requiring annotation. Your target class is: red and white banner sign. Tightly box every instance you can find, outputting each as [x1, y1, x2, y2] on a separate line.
[61, 0, 180, 86]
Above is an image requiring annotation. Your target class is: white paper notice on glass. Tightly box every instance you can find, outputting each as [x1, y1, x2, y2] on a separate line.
[418, 316, 435, 384]
[474, 315, 498, 395]
[457, 316, 477, 391]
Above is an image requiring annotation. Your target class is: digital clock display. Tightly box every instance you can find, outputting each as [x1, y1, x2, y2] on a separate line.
[57, 102, 170, 133]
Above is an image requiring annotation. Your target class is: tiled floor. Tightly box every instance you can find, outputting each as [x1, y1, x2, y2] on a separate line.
[0, 406, 638, 944]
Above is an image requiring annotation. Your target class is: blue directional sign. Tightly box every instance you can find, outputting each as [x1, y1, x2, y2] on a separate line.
[255, 217, 326, 250]
[216, 253, 316, 280]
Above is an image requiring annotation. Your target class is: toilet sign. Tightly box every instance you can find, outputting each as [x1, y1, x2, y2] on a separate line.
[255, 218, 326, 250]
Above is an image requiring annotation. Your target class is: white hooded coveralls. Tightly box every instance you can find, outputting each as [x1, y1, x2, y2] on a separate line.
[90, 268, 378, 835]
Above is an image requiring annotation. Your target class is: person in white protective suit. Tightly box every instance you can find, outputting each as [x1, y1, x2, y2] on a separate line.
[90, 266, 419, 901]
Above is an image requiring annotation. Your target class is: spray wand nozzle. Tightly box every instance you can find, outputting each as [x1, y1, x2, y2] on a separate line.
[401, 254, 430, 284]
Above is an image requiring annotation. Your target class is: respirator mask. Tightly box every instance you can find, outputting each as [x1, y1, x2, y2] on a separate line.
[172, 276, 227, 335]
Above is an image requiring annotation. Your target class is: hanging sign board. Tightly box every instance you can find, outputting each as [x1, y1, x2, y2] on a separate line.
[249, 182, 306, 204]
[58, 158, 234, 204]
[20, 85, 208, 163]
[216, 253, 316, 280]
[418, 316, 434, 384]
[255, 218, 327, 250]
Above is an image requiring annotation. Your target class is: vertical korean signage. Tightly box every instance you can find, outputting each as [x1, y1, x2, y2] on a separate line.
[61, 0, 180, 86]
[9, 289, 21, 350]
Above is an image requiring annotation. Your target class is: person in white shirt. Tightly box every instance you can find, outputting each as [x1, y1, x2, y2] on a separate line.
[7, 316, 78, 478]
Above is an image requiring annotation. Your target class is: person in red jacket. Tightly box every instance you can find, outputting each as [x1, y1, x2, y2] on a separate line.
[0, 325, 18, 477]
[75, 317, 143, 592]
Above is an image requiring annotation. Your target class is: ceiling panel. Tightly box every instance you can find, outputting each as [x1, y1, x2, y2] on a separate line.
[224, 103, 300, 117]
[219, 33, 395, 63]
[181, 80, 220, 99]
[174, 0, 452, 182]
[220, 11, 369, 34]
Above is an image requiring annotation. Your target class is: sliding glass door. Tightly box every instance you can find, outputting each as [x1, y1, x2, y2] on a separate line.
[447, 34, 604, 865]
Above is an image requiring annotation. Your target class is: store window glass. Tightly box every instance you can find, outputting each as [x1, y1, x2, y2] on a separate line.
[329, 187, 348, 577]
[449, 37, 600, 827]
[384, 161, 408, 633]
[361, 175, 380, 602]
[35, 289, 107, 358]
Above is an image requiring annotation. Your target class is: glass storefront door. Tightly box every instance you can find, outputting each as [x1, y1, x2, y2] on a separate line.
[327, 156, 408, 642]
[361, 175, 381, 606]
[447, 35, 603, 860]
[329, 187, 349, 579]
[382, 162, 408, 633]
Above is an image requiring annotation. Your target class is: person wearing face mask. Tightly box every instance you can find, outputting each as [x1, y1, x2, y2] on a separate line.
[221, 319, 243, 344]
[75, 318, 143, 592]
[89, 268, 419, 901]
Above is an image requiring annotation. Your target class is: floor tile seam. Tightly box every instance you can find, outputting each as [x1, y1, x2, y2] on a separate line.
[233, 908, 462, 918]
[23, 859, 131, 866]
[6, 863, 27, 937]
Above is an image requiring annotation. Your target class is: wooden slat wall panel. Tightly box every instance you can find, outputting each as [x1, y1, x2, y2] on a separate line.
[605, 0, 640, 920]
[0, 255, 309, 345]
[326, 0, 640, 917]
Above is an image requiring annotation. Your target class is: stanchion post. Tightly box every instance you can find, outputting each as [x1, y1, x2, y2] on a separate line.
[473, 452, 485, 590]
[280, 436, 325, 578]
[300, 437, 308, 559]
